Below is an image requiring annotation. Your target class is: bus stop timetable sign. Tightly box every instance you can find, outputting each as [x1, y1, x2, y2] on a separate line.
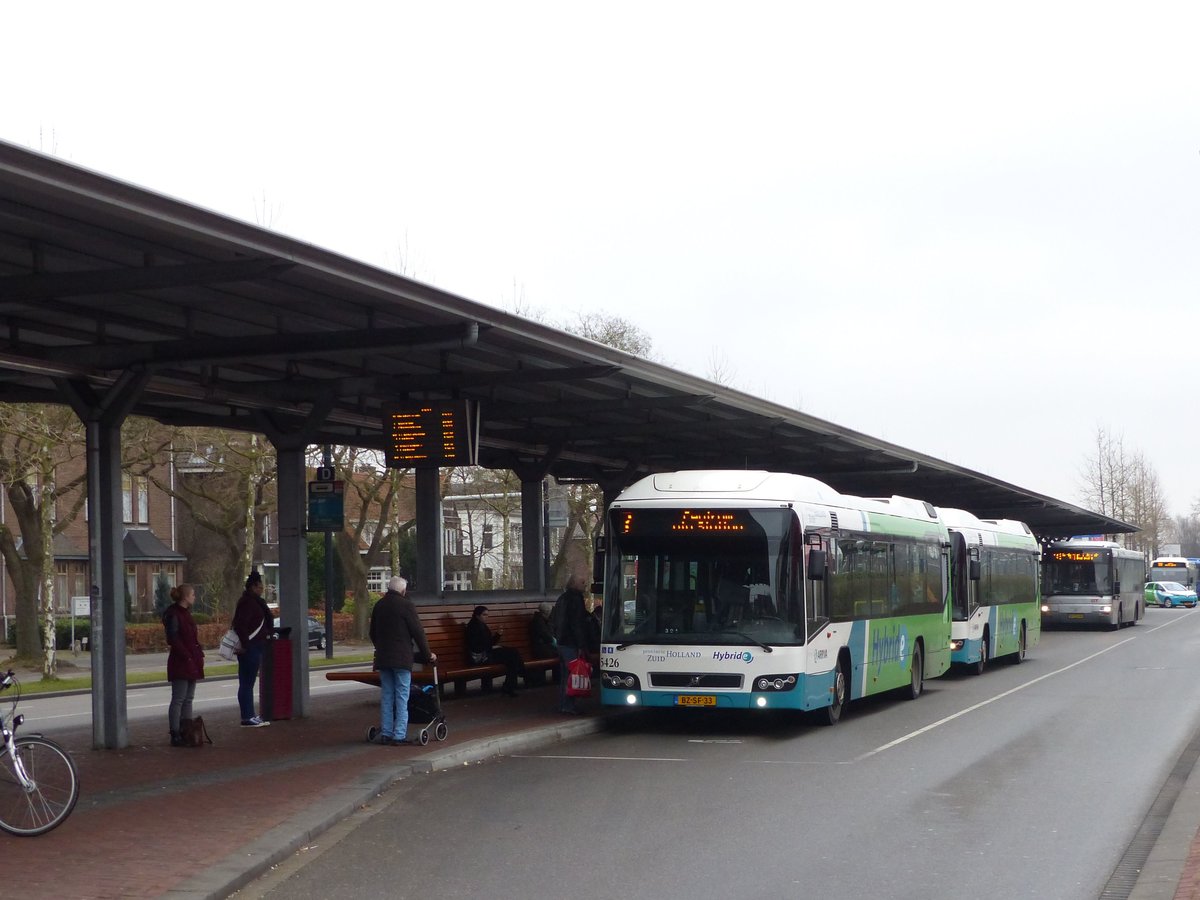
[308, 480, 344, 531]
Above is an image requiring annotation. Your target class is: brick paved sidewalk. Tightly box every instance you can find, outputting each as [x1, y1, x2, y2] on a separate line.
[6, 681, 593, 898]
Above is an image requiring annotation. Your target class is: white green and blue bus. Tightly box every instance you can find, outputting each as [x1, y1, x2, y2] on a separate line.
[597, 470, 952, 724]
[1041, 540, 1145, 629]
[1149, 557, 1198, 589]
[940, 508, 1040, 674]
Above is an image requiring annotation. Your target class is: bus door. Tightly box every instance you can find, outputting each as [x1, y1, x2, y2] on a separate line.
[950, 531, 974, 621]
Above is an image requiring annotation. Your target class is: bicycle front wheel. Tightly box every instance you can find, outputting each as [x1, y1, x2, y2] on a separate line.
[0, 736, 80, 836]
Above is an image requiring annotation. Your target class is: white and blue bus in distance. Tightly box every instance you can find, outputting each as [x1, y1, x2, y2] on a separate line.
[598, 470, 952, 725]
[1149, 557, 1198, 589]
[1041, 540, 1145, 629]
[940, 508, 1041, 674]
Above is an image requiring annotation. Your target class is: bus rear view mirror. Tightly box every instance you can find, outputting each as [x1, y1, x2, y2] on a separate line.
[969, 559, 981, 582]
[807, 549, 827, 580]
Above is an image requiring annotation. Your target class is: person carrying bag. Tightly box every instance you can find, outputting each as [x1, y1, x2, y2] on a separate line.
[552, 572, 592, 715]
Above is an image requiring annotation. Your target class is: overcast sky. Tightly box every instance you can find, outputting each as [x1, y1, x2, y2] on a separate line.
[3, 2, 1198, 518]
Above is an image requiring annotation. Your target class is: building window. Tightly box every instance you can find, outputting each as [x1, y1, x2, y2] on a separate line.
[55, 563, 68, 613]
[122, 474, 149, 525]
[125, 565, 138, 612]
[482, 523, 494, 550]
[367, 569, 386, 593]
[444, 571, 472, 591]
[445, 527, 461, 556]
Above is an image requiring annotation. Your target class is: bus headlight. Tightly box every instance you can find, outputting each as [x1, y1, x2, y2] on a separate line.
[1041, 605, 1050, 613]
[951, 639, 964, 651]
[602, 672, 641, 690]
[755, 674, 798, 692]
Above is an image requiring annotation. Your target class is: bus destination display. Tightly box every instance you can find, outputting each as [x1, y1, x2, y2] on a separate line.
[621, 509, 748, 535]
[384, 402, 470, 469]
[1049, 550, 1100, 563]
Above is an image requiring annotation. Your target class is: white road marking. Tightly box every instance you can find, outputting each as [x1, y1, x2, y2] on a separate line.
[856, 634, 1142, 760]
[512, 754, 687, 762]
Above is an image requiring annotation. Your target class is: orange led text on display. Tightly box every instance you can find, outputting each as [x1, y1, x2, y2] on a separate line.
[672, 510, 745, 532]
[1051, 551, 1100, 562]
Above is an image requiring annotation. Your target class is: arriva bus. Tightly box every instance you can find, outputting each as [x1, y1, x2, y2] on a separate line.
[940, 508, 1040, 674]
[1041, 540, 1145, 628]
[1149, 557, 1198, 589]
[597, 470, 952, 725]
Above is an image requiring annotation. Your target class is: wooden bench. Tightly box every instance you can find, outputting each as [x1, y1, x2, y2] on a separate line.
[326, 599, 561, 697]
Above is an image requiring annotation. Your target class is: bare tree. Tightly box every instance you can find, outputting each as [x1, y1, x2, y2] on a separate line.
[1079, 425, 1169, 552]
[126, 421, 276, 616]
[313, 446, 411, 640]
[0, 404, 87, 675]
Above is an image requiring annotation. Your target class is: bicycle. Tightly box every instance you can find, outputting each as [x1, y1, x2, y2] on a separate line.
[0, 669, 80, 836]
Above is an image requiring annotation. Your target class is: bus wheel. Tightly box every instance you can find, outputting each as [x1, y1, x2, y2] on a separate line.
[1110, 606, 1123, 631]
[906, 644, 924, 700]
[820, 661, 848, 727]
[971, 633, 988, 676]
[1009, 624, 1026, 665]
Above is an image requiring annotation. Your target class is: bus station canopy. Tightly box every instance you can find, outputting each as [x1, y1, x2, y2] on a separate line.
[0, 140, 1131, 541]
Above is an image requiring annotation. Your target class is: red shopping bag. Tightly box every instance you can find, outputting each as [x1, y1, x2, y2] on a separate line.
[567, 656, 592, 697]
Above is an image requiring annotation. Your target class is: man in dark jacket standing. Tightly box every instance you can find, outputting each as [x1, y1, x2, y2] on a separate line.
[370, 576, 436, 745]
[553, 572, 591, 715]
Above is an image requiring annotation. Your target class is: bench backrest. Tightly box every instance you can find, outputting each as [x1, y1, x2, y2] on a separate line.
[413, 600, 555, 670]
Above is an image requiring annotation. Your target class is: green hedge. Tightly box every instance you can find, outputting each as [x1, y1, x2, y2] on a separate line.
[6, 618, 92, 650]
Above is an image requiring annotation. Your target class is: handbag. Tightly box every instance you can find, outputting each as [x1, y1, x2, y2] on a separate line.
[566, 656, 592, 697]
[217, 629, 241, 661]
[217, 618, 264, 661]
[180, 715, 212, 747]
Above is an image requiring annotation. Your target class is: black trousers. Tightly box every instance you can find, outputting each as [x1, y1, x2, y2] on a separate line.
[487, 647, 525, 691]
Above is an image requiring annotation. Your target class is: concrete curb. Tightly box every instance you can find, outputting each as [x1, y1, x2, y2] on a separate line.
[169, 715, 609, 899]
[1131, 749, 1200, 899]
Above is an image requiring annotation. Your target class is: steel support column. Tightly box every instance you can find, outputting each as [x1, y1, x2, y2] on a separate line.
[58, 373, 147, 750]
[521, 479, 545, 594]
[415, 468, 443, 593]
[274, 444, 310, 717]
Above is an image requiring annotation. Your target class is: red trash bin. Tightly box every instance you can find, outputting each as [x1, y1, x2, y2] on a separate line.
[259, 637, 293, 721]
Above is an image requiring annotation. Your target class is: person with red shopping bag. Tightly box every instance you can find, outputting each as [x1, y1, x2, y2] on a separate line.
[552, 572, 591, 715]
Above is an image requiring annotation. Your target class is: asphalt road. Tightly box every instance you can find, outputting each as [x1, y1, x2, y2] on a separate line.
[248, 608, 1200, 899]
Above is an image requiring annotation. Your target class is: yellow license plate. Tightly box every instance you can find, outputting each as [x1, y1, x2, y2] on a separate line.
[676, 695, 716, 707]
[1068, 613, 1085, 619]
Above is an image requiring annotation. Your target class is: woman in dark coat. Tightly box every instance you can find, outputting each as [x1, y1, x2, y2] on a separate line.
[163, 583, 205, 746]
[231, 570, 274, 727]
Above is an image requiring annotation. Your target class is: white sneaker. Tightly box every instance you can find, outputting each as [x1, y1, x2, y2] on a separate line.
[241, 716, 270, 727]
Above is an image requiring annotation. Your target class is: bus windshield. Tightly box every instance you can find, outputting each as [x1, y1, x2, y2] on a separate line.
[602, 507, 803, 646]
[1042, 550, 1112, 595]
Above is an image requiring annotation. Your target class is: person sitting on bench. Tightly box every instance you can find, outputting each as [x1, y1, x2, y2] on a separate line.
[465, 605, 525, 696]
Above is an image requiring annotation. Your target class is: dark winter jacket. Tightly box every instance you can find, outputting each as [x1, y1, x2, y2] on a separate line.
[465, 616, 499, 662]
[231, 590, 273, 649]
[370, 589, 431, 670]
[163, 604, 205, 682]
[552, 587, 590, 650]
[528, 610, 556, 659]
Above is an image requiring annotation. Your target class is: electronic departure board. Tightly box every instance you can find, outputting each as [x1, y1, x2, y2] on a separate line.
[383, 402, 474, 469]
